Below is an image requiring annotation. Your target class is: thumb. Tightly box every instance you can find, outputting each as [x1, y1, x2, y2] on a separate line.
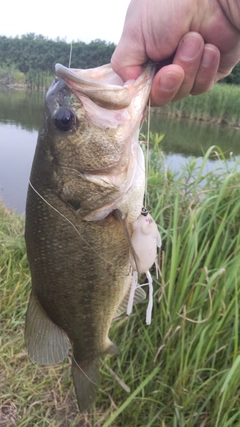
[111, 42, 147, 82]
[111, 0, 148, 82]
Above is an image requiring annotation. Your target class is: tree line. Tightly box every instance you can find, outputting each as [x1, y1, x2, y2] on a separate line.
[0, 33, 240, 86]
[0, 33, 116, 72]
[0, 34, 116, 87]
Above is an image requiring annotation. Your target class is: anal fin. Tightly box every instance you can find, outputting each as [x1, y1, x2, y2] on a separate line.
[113, 285, 146, 318]
[105, 339, 120, 355]
[25, 291, 69, 365]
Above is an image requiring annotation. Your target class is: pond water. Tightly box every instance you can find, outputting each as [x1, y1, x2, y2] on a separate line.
[0, 87, 240, 214]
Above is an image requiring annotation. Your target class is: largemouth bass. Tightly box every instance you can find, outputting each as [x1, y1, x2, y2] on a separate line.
[25, 62, 156, 412]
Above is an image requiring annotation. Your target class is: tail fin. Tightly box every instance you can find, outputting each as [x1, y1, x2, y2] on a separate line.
[72, 357, 100, 413]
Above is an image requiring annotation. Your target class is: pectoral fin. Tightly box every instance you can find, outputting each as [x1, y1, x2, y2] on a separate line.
[25, 291, 69, 365]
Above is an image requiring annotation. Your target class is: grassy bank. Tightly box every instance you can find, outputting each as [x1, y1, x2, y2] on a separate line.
[0, 66, 26, 86]
[0, 66, 53, 90]
[153, 83, 240, 127]
[1, 143, 240, 426]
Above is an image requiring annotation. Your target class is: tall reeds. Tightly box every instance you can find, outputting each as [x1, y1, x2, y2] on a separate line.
[154, 83, 240, 127]
[26, 70, 53, 90]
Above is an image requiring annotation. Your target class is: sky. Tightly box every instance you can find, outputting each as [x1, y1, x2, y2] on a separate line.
[1, 0, 131, 44]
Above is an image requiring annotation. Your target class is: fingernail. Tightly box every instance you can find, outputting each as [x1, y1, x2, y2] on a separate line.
[201, 47, 216, 67]
[159, 73, 180, 92]
[179, 36, 201, 61]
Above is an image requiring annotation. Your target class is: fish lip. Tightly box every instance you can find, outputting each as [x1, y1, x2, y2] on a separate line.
[54, 63, 155, 110]
[55, 63, 123, 88]
[55, 62, 155, 89]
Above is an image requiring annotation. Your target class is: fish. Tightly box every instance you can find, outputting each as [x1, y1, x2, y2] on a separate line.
[24, 62, 156, 412]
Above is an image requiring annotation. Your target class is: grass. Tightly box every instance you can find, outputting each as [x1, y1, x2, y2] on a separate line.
[0, 66, 26, 86]
[154, 83, 240, 127]
[0, 66, 53, 89]
[1, 141, 240, 426]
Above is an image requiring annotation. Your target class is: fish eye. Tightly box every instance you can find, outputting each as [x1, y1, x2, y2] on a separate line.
[54, 108, 75, 131]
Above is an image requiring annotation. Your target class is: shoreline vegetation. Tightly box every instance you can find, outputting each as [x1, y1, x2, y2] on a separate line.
[1, 143, 240, 425]
[152, 82, 240, 128]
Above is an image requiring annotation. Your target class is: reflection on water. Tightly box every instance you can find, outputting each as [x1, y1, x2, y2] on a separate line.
[0, 123, 38, 214]
[164, 153, 240, 179]
[0, 87, 45, 130]
[0, 87, 45, 213]
[143, 113, 240, 158]
[0, 87, 239, 214]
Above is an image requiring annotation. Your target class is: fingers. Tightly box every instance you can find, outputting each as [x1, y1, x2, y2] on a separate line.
[112, 29, 223, 106]
[172, 34, 220, 100]
[191, 45, 220, 95]
[150, 65, 185, 106]
[150, 32, 221, 105]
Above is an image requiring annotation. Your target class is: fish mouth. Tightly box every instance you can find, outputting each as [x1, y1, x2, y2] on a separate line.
[55, 63, 155, 110]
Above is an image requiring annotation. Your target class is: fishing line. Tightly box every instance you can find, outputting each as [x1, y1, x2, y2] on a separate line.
[28, 180, 113, 265]
[68, 41, 73, 68]
[145, 98, 151, 207]
[72, 354, 99, 387]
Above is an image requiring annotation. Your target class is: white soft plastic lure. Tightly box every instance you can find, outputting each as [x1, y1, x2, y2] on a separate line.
[128, 207, 161, 324]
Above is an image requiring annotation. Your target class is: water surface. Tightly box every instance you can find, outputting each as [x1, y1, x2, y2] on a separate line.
[0, 123, 37, 214]
[0, 88, 45, 213]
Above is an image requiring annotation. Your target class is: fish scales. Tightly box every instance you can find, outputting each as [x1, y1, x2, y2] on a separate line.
[25, 63, 155, 412]
[26, 191, 130, 338]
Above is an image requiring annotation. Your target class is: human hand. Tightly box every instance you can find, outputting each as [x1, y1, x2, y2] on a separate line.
[111, 0, 240, 106]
